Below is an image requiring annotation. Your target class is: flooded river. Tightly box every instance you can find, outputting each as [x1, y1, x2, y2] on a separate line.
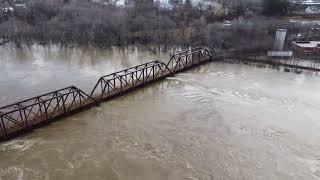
[1, 45, 320, 180]
[0, 44, 172, 106]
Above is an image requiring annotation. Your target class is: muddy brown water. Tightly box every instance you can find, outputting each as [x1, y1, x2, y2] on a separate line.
[1, 45, 320, 180]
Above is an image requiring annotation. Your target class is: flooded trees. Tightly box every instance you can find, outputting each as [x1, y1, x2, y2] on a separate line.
[0, 0, 294, 50]
[206, 17, 276, 53]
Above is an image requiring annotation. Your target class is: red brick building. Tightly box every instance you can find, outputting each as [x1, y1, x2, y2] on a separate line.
[291, 41, 320, 55]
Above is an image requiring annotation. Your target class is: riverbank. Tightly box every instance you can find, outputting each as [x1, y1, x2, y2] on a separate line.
[0, 1, 301, 51]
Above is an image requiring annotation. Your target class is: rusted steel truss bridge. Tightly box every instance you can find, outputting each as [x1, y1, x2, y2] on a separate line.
[0, 47, 212, 140]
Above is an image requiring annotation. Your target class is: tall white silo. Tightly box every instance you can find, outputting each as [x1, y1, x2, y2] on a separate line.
[273, 29, 287, 51]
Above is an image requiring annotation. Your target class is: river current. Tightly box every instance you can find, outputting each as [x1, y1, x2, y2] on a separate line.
[0, 45, 320, 180]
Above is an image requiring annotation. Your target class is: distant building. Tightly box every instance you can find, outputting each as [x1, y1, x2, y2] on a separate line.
[290, 0, 320, 13]
[291, 0, 320, 5]
[292, 41, 320, 55]
[268, 29, 293, 58]
[273, 29, 287, 51]
[0, 0, 26, 16]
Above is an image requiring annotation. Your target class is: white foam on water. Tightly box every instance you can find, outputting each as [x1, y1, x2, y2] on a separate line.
[0, 139, 39, 152]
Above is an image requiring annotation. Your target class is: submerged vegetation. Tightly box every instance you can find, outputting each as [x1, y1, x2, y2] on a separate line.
[0, 0, 227, 47]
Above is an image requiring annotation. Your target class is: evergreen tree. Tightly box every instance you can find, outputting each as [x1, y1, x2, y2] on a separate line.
[263, 0, 290, 15]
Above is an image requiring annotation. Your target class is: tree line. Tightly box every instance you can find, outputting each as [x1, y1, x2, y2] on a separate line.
[0, 0, 307, 52]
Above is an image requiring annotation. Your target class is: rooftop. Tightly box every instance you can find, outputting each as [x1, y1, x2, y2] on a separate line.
[292, 41, 320, 48]
[291, 0, 320, 5]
